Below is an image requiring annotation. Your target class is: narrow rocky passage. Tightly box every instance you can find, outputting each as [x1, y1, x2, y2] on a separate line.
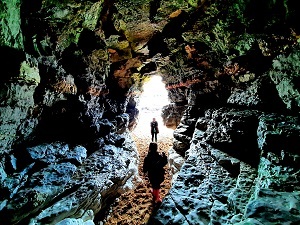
[102, 130, 173, 225]
[100, 74, 174, 224]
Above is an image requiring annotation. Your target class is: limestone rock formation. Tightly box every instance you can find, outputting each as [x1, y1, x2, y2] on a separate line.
[1, 0, 300, 224]
[154, 109, 300, 224]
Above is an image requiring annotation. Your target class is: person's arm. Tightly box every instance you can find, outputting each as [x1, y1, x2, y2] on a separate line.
[161, 152, 167, 166]
[143, 156, 149, 173]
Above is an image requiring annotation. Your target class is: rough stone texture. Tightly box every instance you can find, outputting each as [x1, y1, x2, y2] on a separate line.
[168, 147, 185, 183]
[161, 104, 186, 129]
[0, 2, 144, 223]
[203, 108, 261, 165]
[269, 46, 300, 111]
[0, 132, 138, 225]
[154, 140, 238, 224]
[0, 0, 24, 49]
[0, 82, 37, 153]
[153, 108, 300, 224]
[227, 75, 287, 111]
[1, 0, 300, 224]
[243, 189, 300, 224]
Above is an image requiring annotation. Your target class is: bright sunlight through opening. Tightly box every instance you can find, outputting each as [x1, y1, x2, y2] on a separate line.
[132, 75, 174, 140]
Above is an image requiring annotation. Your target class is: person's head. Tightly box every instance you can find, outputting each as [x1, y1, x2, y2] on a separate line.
[149, 142, 158, 153]
[152, 118, 156, 122]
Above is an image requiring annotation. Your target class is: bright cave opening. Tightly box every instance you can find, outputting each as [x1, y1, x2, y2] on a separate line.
[132, 75, 174, 141]
[105, 75, 174, 224]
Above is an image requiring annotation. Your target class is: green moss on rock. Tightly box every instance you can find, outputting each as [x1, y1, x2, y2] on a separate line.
[269, 45, 300, 110]
[55, 2, 98, 52]
[82, 1, 103, 30]
[233, 34, 256, 56]
[0, 0, 23, 49]
[19, 61, 40, 84]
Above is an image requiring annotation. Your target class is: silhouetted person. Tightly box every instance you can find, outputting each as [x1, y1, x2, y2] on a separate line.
[150, 118, 159, 142]
[143, 142, 168, 203]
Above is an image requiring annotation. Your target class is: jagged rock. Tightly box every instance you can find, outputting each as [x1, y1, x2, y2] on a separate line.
[168, 148, 185, 182]
[1, 161, 78, 224]
[242, 189, 300, 224]
[0, 0, 24, 49]
[154, 108, 300, 224]
[26, 142, 87, 165]
[153, 141, 238, 224]
[114, 113, 130, 134]
[171, 108, 197, 155]
[0, 132, 139, 225]
[227, 75, 286, 111]
[269, 46, 300, 112]
[168, 87, 188, 104]
[195, 117, 208, 132]
[203, 108, 261, 164]
[56, 218, 95, 225]
[106, 35, 132, 62]
[161, 104, 186, 129]
[126, 96, 139, 130]
[2, 0, 300, 224]
[172, 124, 193, 155]
[0, 82, 37, 154]
[172, 139, 189, 156]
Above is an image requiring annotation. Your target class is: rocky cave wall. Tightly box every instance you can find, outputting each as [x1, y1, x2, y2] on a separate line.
[0, 0, 152, 224]
[151, 0, 300, 224]
[1, 0, 300, 224]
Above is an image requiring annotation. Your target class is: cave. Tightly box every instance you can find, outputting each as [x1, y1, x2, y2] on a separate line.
[1, 0, 300, 225]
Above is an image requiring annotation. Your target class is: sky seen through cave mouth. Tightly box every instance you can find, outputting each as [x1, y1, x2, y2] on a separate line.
[132, 75, 174, 140]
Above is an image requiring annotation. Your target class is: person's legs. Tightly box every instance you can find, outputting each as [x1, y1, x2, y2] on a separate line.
[151, 132, 154, 142]
[152, 189, 162, 203]
[151, 182, 162, 203]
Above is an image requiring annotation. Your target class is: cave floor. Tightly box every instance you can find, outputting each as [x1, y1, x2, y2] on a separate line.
[103, 130, 173, 225]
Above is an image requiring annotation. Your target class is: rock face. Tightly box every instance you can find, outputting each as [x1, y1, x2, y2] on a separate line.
[149, 0, 300, 224]
[155, 108, 300, 224]
[0, 1, 145, 224]
[1, 136, 138, 224]
[1, 0, 300, 224]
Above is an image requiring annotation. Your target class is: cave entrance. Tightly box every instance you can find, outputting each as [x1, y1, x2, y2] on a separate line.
[132, 74, 174, 141]
[105, 75, 173, 224]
